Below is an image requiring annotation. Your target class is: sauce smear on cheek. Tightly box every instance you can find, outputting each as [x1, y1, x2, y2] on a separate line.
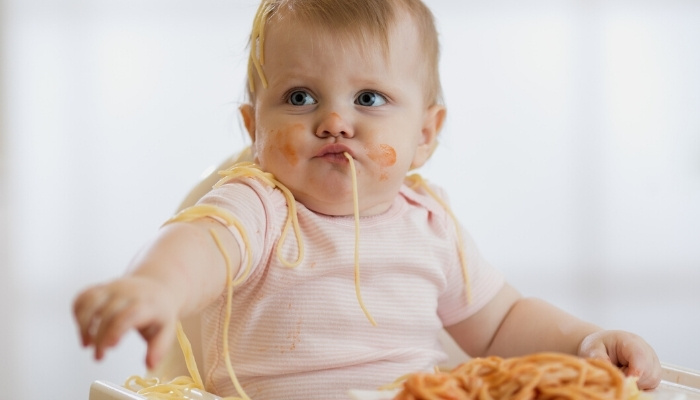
[368, 144, 397, 167]
[270, 124, 305, 166]
[367, 144, 396, 181]
[281, 142, 298, 166]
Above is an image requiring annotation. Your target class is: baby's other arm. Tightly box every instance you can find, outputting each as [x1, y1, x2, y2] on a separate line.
[444, 283, 661, 389]
[73, 217, 240, 369]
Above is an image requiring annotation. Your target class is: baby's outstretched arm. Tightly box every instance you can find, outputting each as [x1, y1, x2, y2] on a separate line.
[73, 218, 239, 369]
[445, 283, 661, 389]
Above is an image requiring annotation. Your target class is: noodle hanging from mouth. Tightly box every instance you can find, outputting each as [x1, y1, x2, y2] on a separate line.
[344, 152, 377, 326]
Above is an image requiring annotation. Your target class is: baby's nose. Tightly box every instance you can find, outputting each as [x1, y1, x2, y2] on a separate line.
[316, 112, 354, 138]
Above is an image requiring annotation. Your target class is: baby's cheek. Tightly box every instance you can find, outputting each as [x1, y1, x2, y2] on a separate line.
[366, 144, 397, 182]
[278, 140, 299, 166]
[263, 124, 306, 167]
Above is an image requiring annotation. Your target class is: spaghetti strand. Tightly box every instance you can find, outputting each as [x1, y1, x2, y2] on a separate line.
[344, 152, 377, 326]
[406, 173, 472, 304]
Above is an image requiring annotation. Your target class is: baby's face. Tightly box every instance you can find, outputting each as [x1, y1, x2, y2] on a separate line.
[244, 12, 444, 217]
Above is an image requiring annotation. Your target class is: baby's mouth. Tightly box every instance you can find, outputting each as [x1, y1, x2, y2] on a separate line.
[316, 143, 355, 163]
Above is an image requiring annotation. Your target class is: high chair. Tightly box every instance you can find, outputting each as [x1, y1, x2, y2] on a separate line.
[88, 146, 468, 399]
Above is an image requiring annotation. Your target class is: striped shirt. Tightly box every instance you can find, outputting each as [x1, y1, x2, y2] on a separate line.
[198, 177, 504, 400]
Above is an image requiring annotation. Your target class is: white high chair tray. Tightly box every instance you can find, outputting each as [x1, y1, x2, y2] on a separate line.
[90, 363, 700, 400]
[89, 380, 222, 400]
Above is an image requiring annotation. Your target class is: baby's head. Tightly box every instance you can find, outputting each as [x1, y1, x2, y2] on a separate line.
[246, 0, 443, 107]
[239, 0, 447, 216]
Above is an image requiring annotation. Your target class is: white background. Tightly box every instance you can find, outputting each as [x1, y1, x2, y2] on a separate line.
[1, 0, 699, 399]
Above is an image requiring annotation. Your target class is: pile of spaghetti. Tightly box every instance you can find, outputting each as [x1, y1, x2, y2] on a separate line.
[392, 352, 641, 400]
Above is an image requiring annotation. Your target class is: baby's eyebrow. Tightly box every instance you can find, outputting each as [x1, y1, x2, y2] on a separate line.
[266, 70, 318, 88]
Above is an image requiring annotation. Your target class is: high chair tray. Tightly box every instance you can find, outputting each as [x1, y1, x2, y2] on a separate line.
[90, 363, 700, 400]
[654, 363, 700, 399]
[89, 380, 222, 400]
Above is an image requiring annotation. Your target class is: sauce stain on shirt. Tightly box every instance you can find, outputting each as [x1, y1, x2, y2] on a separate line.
[282, 317, 303, 353]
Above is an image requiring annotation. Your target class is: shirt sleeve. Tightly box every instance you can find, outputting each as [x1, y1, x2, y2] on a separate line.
[195, 179, 274, 285]
[438, 224, 505, 327]
[426, 187, 505, 327]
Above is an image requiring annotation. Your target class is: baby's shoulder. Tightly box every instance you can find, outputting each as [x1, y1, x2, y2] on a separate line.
[401, 174, 452, 219]
[199, 171, 288, 218]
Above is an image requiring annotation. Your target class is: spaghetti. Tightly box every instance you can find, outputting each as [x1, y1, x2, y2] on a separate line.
[214, 162, 304, 269]
[345, 152, 377, 326]
[248, 0, 272, 93]
[123, 158, 473, 399]
[392, 353, 640, 400]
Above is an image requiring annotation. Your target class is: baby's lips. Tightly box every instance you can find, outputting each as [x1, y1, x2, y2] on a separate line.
[315, 143, 354, 159]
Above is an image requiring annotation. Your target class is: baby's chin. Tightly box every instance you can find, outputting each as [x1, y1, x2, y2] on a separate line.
[281, 171, 399, 217]
[297, 193, 394, 218]
[294, 195, 357, 217]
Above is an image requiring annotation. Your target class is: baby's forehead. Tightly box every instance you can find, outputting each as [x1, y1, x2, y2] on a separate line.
[265, 6, 424, 60]
[271, 9, 390, 48]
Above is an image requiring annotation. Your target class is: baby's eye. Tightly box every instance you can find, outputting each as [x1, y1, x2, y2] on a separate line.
[287, 90, 316, 106]
[355, 91, 387, 107]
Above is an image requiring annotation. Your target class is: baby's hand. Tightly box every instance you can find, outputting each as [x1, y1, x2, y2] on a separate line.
[578, 330, 662, 390]
[73, 276, 180, 369]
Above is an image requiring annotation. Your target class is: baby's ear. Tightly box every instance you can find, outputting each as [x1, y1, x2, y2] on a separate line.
[239, 104, 256, 143]
[412, 104, 446, 169]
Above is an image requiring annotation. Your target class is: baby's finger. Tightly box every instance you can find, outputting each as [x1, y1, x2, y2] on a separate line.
[92, 296, 134, 360]
[142, 321, 176, 370]
[636, 363, 662, 390]
[73, 286, 110, 347]
[616, 343, 661, 389]
[578, 333, 611, 362]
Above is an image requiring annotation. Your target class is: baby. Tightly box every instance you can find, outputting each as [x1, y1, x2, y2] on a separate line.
[73, 0, 662, 399]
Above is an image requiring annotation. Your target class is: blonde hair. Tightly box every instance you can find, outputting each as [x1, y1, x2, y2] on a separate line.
[246, 0, 443, 106]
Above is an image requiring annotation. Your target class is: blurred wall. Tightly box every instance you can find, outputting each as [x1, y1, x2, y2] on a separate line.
[1, 0, 22, 398]
[1, 1, 699, 399]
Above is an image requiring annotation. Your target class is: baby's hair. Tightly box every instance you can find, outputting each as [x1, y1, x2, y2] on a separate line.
[246, 0, 444, 106]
